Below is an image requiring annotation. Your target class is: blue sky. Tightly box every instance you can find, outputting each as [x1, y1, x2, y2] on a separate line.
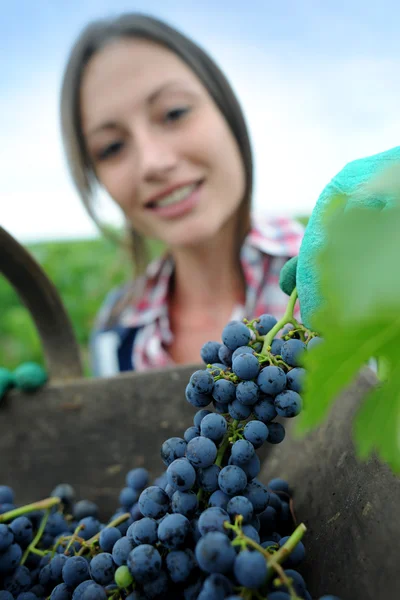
[2, 0, 400, 241]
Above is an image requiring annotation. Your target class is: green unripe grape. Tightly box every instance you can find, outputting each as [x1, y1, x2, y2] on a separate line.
[115, 565, 134, 588]
[279, 256, 298, 296]
[13, 362, 47, 392]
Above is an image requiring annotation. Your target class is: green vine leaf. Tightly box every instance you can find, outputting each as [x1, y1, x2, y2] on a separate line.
[296, 201, 400, 473]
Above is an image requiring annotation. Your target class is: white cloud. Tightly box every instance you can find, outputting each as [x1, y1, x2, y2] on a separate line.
[1, 41, 399, 242]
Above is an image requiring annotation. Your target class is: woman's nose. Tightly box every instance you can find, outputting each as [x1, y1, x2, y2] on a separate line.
[137, 130, 179, 181]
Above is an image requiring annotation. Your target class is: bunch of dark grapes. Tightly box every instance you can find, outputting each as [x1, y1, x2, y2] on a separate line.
[0, 315, 337, 600]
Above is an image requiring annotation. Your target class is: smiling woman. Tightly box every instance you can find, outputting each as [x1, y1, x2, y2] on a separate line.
[60, 13, 304, 375]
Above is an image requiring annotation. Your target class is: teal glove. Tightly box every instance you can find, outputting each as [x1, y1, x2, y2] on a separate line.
[0, 362, 47, 402]
[296, 145, 400, 329]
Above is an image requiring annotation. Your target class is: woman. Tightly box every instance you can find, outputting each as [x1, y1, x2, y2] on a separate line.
[60, 13, 304, 376]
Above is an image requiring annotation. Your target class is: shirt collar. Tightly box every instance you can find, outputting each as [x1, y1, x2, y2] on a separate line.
[121, 215, 304, 328]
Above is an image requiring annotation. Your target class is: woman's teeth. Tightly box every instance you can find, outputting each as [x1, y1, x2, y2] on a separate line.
[154, 183, 198, 208]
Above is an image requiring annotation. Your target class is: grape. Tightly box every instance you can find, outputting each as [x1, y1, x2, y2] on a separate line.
[189, 370, 214, 394]
[71, 581, 93, 600]
[3, 565, 31, 595]
[270, 338, 284, 355]
[241, 524, 260, 543]
[0, 524, 14, 552]
[198, 573, 233, 599]
[138, 486, 169, 519]
[307, 336, 323, 349]
[226, 496, 253, 523]
[99, 527, 121, 552]
[171, 490, 198, 518]
[233, 549, 267, 588]
[193, 409, 213, 428]
[195, 531, 236, 573]
[80, 583, 106, 600]
[213, 400, 229, 414]
[258, 506, 278, 535]
[72, 500, 98, 520]
[89, 553, 115, 585]
[167, 458, 196, 491]
[218, 465, 247, 496]
[267, 593, 291, 600]
[0, 486, 14, 505]
[0, 543, 23, 574]
[231, 345, 255, 361]
[255, 314, 278, 335]
[10, 517, 33, 548]
[253, 397, 277, 423]
[279, 537, 306, 567]
[196, 464, 221, 493]
[157, 513, 190, 548]
[186, 436, 217, 468]
[51, 484, 75, 509]
[111, 536, 136, 566]
[128, 517, 158, 545]
[208, 490, 230, 510]
[281, 338, 307, 367]
[165, 549, 195, 583]
[160, 437, 187, 466]
[126, 544, 162, 583]
[212, 379, 236, 404]
[274, 390, 303, 417]
[114, 565, 133, 587]
[243, 420, 269, 447]
[201, 341, 222, 364]
[267, 422, 286, 444]
[198, 507, 230, 535]
[62, 556, 90, 587]
[231, 439, 255, 464]
[257, 366, 287, 396]
[141, 570, 169, 598]
[231, 453, 261, 481]
[50, 584, 71, 600]
[218, 345, 233, 367]
[286, 367, 305, 393]
[184, 426, 199, 442]
[185, 384, 212, 408]
[232, 353, 260, 380]
[76, 517, 100, 541]
[125, 468, 149, 491]
[119, 488, 138, 509]
[222, 321, 252, 350]
[200, 413, 227, 441]
[235, 380, 259, 406]
[270, 568, 306, 596]
[228, 399, 252, 420]
[243, 480, 270, 514]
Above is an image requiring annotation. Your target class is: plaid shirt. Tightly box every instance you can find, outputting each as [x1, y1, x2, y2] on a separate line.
[91, 214, 304, 376]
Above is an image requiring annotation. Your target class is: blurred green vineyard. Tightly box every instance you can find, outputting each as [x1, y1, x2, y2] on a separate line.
[0, 216, 308, 374]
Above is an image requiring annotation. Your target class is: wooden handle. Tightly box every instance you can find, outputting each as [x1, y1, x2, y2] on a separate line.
[0, 226, 84, 380]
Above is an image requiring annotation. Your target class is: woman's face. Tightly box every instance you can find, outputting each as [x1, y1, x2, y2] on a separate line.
[80, 38, 246, 249]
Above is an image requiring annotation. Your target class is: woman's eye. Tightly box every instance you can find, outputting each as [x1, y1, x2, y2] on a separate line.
[97, 141, 124, 161]
[164, 107, 190, 123]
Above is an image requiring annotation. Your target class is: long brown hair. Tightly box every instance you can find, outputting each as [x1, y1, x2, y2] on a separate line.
[60, 13, 253, 320]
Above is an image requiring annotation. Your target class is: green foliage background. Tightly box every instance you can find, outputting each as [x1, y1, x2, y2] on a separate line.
[0, 216, 308, 374]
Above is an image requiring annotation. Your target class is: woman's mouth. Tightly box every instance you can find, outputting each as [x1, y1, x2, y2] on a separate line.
[146, 181, 203, 218]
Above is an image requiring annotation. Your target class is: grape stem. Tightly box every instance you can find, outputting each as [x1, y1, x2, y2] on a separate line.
[225, 517, 306, 600]
[215, 420, 239, 467]
[21, 508, 53, 565]
[262, 288, 300, 354]
[0, 496, 61, 523]
[77, 512, 131, 555]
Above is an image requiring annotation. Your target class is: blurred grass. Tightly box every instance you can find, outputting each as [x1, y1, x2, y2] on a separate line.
[0, 216, 309, 374]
